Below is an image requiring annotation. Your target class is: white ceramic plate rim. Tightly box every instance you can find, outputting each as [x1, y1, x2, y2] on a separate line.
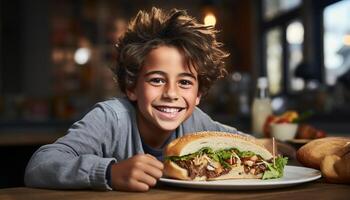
[159, 166, 321, 190]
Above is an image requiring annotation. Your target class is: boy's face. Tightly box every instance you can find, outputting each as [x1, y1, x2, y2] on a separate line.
[127, 45, 201, 134]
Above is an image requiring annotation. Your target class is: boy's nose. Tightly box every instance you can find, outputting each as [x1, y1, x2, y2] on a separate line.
[163, 84, 179, 101]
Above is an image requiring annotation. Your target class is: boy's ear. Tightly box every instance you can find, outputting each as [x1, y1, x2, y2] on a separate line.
[126, 88, 137, 101]
[195, 93, 202, 106]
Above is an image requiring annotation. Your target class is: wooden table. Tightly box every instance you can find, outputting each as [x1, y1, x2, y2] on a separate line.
[1, 180, 349, 200]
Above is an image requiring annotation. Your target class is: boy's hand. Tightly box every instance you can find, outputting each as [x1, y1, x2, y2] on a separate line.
[110, 154, 164, 192]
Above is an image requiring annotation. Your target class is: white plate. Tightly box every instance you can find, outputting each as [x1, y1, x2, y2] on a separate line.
[159, 166, 321, 190]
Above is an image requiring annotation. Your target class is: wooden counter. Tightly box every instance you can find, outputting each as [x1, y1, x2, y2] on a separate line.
[0, 180, 349, 200]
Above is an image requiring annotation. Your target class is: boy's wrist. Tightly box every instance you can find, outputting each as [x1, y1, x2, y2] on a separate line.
[106, 160, 116, 189]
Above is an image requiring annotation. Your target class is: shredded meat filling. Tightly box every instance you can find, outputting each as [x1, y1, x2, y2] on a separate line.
[242, 156, 268, 175]
[175, 160, 231, 179]
[206, 167, 231, 178]
[175, 155, 269, 179]
[176, 160, 206, 179]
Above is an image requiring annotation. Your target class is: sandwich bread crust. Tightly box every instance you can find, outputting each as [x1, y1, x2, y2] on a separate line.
[164, 131, 272, 159]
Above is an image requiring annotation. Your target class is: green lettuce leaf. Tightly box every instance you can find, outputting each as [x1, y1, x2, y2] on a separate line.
[262, 156, 288, 180]
[237, 151, 256, 158]
[165, 147, 213, 161]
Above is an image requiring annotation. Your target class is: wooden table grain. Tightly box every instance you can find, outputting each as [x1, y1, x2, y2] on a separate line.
[0, 180, 349, 200]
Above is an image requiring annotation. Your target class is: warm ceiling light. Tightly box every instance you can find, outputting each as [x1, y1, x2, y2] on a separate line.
[204, 13, 216, 27]
[74, 47, 91, 65]
[344, 34, 350, 46]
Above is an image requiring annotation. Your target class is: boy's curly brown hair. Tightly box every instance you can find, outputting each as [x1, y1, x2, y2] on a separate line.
[113, 7, 229, 96]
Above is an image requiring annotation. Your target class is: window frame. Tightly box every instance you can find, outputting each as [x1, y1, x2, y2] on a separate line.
[258, 1, 303, 95]
[256, 0, 343, 95]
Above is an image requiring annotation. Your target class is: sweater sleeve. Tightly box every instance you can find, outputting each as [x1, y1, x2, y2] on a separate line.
[24, 103, 117, 190]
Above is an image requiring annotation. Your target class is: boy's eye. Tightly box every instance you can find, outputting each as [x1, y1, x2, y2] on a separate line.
[148, 78, 165, 86]
[179, 79, 193, 88]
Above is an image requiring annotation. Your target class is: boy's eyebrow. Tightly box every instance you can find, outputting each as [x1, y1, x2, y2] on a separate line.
[144, 70, 197, 80]
[144, 70, 166, 77]
[178, 72, 197, 80]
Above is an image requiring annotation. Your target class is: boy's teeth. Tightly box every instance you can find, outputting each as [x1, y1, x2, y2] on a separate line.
[158, 107, 180, 113]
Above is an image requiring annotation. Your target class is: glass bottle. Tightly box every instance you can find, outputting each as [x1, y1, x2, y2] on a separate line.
[251, 77, 273, 138]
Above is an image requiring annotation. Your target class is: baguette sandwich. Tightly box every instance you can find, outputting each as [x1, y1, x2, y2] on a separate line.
[163, 132, 288, 181]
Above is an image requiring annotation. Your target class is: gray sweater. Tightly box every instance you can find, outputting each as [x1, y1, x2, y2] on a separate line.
[24, 98, 239, 190]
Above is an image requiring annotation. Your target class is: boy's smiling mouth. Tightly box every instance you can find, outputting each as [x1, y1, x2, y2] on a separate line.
[154, 106, 184, 113]
[153, 105, 185, 120]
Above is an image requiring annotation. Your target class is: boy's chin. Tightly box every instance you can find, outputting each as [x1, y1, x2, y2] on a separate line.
[156, 121, 182, 133]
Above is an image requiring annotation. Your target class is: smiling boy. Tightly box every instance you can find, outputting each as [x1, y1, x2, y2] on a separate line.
[25, 7, 242, 192]
[127, 46, 201, 148]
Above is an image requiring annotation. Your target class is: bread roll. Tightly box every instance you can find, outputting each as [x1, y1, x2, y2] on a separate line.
[297, 137, 350, 184]
[296, 137, 350, 169]
[320, 155, 342, 183]
[334, 143, 350, 179]
[321, 142, 350, 183]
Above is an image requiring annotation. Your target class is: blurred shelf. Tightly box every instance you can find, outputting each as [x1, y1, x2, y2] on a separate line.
[0, 119, 73, 129]
[0, 132, 65, 146]
[0, 120, 71, 146]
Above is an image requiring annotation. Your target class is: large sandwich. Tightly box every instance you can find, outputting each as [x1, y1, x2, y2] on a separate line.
[163, 132, 287, 180]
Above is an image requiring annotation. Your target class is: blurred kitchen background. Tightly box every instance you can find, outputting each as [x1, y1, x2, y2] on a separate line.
[1, 0, 349, 188]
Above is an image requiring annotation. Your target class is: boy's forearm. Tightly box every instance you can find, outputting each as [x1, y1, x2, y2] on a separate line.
[24, 143, 116, 190]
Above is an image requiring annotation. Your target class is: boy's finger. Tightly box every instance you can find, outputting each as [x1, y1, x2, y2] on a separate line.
[127, 179, 150, 192]
[137, 171, 158, 187]
[142, 164, 163, 179]
[145, 154, 158, 160]
[143, 154, 164, 170]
